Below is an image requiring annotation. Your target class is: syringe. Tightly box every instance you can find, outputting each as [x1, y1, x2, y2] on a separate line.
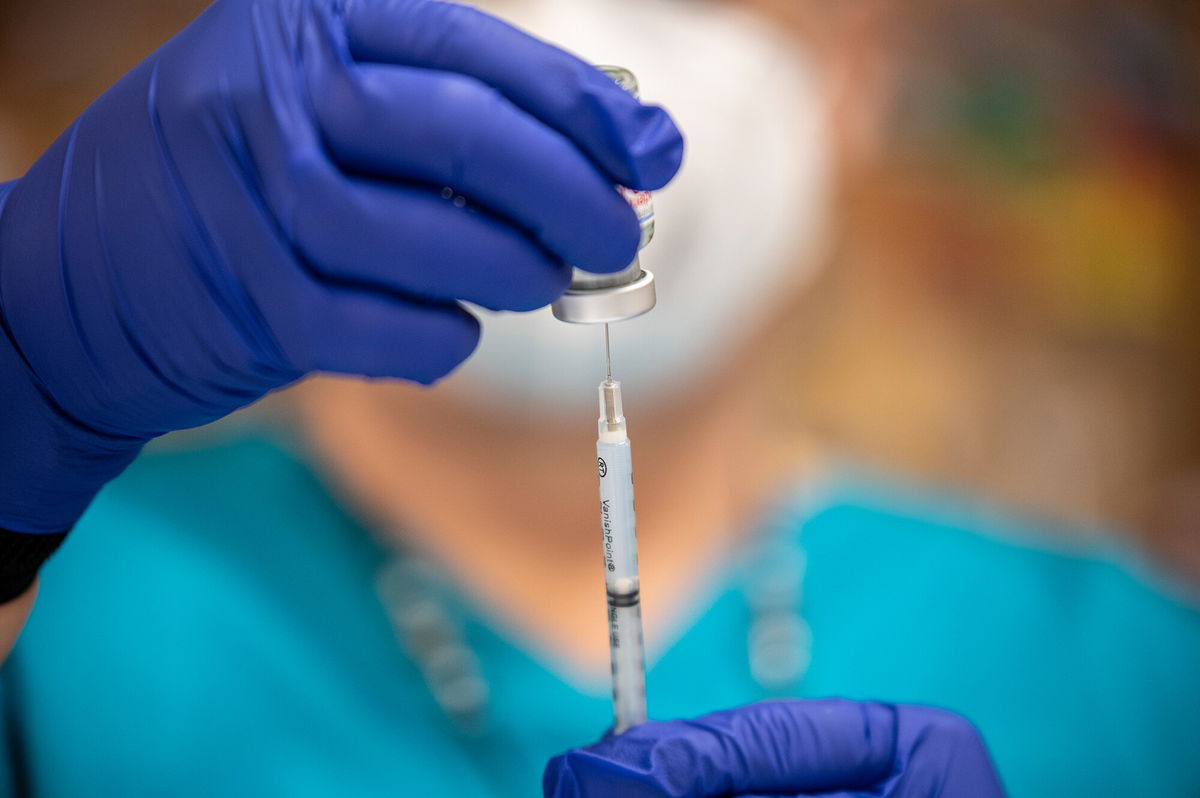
[550, 64, 656, 734]
[595, 323, 647, 733]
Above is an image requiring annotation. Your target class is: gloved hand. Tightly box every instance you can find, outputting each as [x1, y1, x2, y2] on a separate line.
[0, 0, 683, 563]
[543, 699, 1007, 798]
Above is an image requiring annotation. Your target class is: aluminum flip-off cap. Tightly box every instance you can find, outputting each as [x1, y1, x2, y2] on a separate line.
[552, 266, 656, 324]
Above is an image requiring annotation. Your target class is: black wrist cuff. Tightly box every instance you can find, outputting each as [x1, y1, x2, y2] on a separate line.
[0, 527, 68, 603]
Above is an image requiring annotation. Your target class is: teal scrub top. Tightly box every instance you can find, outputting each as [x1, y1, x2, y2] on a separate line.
[4, 434, 1198, 797]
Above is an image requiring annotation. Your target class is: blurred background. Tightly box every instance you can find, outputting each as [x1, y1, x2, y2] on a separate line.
[768, 0, 1200, 581]
[1, 0, 1197, 579]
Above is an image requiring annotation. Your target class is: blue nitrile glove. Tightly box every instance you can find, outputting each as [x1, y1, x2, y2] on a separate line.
[543, 699, 1007, 798]
[0, 0, 683, 587]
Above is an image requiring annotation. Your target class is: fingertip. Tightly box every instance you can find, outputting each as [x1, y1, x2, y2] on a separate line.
[541, 753, 580, 798]
[625, 105, 685, 191]
[344, 0, 686, 193]
[712, 699, 898, 792]
[893, 705, 1004, 797]
[464, 235, 573, 312]
[310, 286, 481, 384]
[581, 92, 685, 192]
[499, 261, 573, 312]
[573, 201, 640, 276]
[416, 306, 481, 384]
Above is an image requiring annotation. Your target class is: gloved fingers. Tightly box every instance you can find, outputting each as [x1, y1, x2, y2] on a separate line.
[767, 707, 1005, 798]
[679, 699, 898, 796]
[310, 61, 640, 274]
[341, 0, 684, 190]
[543, 699, 898, 798]
[676, 779, 879, 798]
[302, 282, 480, 384]
[232, 7, 572, 311]
[886, 707, 1007, 797]
[289, 165, 573, 312]
[740, 793, 879, 798]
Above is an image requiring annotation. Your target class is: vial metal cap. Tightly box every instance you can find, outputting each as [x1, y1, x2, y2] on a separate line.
[552, 268, 656, 324]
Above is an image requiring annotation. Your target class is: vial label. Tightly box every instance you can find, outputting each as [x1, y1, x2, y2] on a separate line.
[619, 186, 655, 250]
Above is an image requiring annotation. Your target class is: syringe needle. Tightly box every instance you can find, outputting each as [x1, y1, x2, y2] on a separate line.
[604, 323, 613, 380]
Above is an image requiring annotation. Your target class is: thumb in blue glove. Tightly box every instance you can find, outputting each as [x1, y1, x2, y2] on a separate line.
[543, 699, 1007, 798]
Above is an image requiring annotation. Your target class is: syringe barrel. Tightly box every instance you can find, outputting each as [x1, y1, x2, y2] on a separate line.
[609, 601, 647, 732]
[596, 435, 647, 732]
[596, 438, 639, 597]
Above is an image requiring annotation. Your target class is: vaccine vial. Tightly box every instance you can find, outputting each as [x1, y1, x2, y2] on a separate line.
[551, 66, 658, 325]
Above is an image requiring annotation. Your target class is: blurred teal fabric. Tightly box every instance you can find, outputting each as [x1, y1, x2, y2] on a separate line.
[4, 435, 1198, 797]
